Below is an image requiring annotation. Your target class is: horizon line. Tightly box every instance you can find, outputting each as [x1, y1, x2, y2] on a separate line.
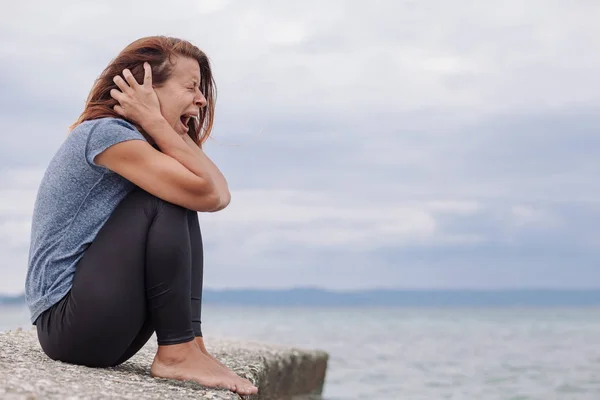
[3, 287, 600, 297]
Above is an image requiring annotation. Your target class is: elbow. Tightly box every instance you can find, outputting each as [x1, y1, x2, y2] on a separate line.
[219, 190, 232, 210]
[188, 173, 231, 212]
[191, 191, 221, 212]
[207, 190, 231, 212]
[191, 187, 231, 213]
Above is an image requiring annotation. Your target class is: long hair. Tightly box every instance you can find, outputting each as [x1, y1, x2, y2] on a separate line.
[70, 36, 216, 146]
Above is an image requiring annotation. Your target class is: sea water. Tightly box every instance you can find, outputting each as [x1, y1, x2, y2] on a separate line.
[2, 304, 600, 400]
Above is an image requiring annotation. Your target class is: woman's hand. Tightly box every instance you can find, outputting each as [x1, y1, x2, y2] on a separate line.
[110, 63, 164, 130]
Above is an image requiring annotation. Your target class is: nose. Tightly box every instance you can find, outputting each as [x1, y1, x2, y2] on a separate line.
[195, 90, 207, 108]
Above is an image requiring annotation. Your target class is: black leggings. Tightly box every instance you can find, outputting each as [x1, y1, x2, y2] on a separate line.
[36, 188, 204, 367]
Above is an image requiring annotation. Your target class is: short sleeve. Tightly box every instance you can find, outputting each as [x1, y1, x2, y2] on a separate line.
[85, 117, 147, 168]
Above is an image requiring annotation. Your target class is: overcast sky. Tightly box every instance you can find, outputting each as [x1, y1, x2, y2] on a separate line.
[1, 0, 599, 294]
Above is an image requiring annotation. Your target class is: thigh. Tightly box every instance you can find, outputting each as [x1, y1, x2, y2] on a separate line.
[43, 189, 158, 366]
[112, 317, 155, 366]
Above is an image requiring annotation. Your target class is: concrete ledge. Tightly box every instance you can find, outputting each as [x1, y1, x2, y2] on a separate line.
[0, 328, 328, 400]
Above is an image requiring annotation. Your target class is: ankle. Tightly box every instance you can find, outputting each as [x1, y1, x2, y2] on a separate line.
[194, 337, 208, 351]
[155, 340, 197, 365]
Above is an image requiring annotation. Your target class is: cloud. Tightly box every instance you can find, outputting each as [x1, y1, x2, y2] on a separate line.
[0, 0, 599, 293]
[3, 0, 600, 118]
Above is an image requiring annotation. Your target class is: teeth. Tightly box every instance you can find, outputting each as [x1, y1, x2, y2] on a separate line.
[183, 115, 198, 122]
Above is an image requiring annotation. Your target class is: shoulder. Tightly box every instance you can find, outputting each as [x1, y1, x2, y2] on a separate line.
[72, 117, 147, 148]
[79, 117, 148, 167]
[79, 117, 142, 135]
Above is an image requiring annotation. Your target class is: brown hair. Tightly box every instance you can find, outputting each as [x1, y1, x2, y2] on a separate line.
[70, 36, 216, 146]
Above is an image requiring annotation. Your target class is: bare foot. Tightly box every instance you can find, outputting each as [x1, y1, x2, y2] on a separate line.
[150, 340, 238, 392]
[195, 337, 259, 396]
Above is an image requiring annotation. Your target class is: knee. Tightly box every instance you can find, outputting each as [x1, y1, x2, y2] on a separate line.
[126, 188, 187, 218]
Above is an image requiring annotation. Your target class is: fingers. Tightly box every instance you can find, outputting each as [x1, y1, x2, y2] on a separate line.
[113, 104, 125, 116]
[112, 75, 131, 94]
[122, 68, 141, 88]
[109, 88, 126, 116]
[143, 62, 153, 87]
[111, 66, 143, 110]
[109, 88, 125, 103]
[110, 64, 156, 121]
[112, 68, 140, 94]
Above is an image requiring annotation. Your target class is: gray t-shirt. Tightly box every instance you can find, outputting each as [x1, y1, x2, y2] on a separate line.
[25, 117, 147, 324]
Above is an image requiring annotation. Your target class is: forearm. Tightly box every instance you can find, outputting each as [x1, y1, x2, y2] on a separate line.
[182, 134, 231, 208]
[143, 118, 223, 194]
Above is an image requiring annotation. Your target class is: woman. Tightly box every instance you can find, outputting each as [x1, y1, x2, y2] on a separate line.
[24, 36, 258, 396]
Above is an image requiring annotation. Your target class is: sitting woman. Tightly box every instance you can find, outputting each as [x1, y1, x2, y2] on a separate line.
[24, 36, 258, 396]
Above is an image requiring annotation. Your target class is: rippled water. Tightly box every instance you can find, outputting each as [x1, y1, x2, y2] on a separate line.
[2, 305, 600, 399]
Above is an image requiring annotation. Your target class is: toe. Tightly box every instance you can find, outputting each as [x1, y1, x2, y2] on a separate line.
[242, 386, 255, 395]
[244, 384, 258, 395]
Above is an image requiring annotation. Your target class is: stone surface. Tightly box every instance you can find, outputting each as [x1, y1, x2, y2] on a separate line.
[0, 328, 328, 400]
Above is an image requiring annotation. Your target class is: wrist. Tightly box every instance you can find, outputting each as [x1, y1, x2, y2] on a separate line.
[141, 115, 169, 134]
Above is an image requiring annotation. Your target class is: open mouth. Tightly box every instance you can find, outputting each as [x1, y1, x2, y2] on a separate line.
[179, 114, 198, 133]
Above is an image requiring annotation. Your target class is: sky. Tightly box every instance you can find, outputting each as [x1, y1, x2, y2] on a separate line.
[0, 0, 599, 294]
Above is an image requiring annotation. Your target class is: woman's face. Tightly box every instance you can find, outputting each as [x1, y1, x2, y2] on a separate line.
[153, 55, 207, 136]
